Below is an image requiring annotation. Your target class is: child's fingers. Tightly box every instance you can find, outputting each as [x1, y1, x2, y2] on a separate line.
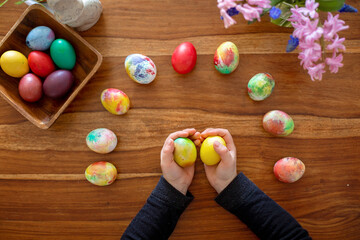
[213, 141, 234, 165]
[201, 128, 236, 152]
[167, 131, 189, 141]
[161, 138, 175, 165]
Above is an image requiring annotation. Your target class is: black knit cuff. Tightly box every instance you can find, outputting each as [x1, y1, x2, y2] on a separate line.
[150, 176, 194, 210]
[215, 172, 255, 212]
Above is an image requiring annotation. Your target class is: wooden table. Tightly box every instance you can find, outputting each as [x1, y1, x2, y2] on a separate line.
[0, 1, 359, 239]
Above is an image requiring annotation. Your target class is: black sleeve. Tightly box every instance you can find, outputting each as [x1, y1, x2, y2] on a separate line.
[215, 173, 312, 240]
[121, 176, 194, 240]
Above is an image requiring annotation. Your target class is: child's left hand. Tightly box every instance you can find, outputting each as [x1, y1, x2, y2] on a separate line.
[161, 128, 201, 195]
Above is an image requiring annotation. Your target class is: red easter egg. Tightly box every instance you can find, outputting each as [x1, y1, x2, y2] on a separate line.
[28, 51, 55, 77]
[18, 73, 43, 102]
[171, 42, 197, 74]
[273, 157, 305, 183]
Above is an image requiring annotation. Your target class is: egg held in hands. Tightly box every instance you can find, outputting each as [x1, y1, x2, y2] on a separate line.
[173, 137, 197, 167]
[200, 136, 226, 165]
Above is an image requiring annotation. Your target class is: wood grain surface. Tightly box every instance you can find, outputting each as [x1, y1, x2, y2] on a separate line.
[0, 0, 359, 239]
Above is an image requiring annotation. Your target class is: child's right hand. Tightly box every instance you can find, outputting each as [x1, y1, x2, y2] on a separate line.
[201, 128, 237, 194]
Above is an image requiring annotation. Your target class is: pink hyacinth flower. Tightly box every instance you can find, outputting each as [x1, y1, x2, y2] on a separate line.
[247, 0, 271, 9]
[236, 4, 262, 22]
[298, 0, 319, 19]
[326, 53, 344, 73]
[323, 13, 349, 40]
[220, 9, 237, 28]
[327, 34, 346, 52]
[217, 0, 237, 10]
[307, 63, 326, 81]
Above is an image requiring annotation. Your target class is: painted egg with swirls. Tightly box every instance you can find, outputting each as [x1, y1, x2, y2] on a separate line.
[174, 137, 197, 167]
[101, 88, 130, 115]
[86, 128, 117, 154]
[85, 161, 118, 186]
[274, 157, 305, 183]
[125, 54, 157, 84]
[214, 41, 239, 74]
[248, 73, 275, 101]
[263, 110, 294, 137]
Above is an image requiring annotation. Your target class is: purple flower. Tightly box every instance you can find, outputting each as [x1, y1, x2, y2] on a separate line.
[269, 7, 281, 20]
[339, 4, 358, 13]
[236, 4, 262, 22]
[286, 35, 299, 52]
[247, 0, 271, 9]
[298, 0, 319, 19]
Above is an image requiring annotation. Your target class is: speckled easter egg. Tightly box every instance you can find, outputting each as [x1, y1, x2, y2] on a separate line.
[26, 26, 55, 51]
[100, 88, 130, 115]
[0, 50, 29, 78]
[200, 136, 226, 166]
[174, 137, 197, 167]
[274, 157, 305, 183]
[50, 39, 76, 70]
[263, 110, 294, 137]
[86, 128, 117, 154]
[125, 54, 157, 84]
[85, 161, 118, 186]
[214, 41, 239, 74]
[248, 73, 275, 101]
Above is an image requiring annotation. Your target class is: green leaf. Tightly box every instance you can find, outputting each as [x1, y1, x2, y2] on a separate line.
[316, 0, 345, 12]
[0, 0, 9, 7]
[271, 0, 283, 6]
[15, 0, 25, 5]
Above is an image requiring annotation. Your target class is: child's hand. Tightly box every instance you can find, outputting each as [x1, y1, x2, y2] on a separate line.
[161, 128, 201, 195]
[201, 128, 237, 194]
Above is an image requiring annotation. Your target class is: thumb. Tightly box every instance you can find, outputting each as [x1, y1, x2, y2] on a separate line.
[213, 141, 232, 163]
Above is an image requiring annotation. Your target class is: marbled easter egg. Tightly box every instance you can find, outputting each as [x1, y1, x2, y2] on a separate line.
[174, 137, 197, 167]
[214, 41, 239, 74]
[200, 136, 226, 166]
[85, 161, 117, 186]
[263, 110, 294, 137]
[26, 26, 55, 51]
[86, 128, 117, 154]
[125, 54, 157, 84]
[274, 157, 305, 183]
[248, 73, 275, 101]
[101, 88, 130, 115]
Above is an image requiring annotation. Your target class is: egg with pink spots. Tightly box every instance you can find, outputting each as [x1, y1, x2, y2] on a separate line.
[274, 157, 305, 183]
[101, 88, 130, 115]
[86, 128, 117, 154]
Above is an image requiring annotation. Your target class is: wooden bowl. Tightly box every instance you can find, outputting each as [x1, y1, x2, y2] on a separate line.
[0, 4, 102, 129]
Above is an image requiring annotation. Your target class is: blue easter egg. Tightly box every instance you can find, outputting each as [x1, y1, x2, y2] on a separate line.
[26, 26, 55, 51]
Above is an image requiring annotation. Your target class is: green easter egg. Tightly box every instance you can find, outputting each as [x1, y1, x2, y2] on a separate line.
[50, 39, 76, 70]
[247, 73, 275, 101]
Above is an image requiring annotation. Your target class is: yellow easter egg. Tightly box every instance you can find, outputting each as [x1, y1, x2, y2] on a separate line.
[200, 136, 226, 165]
[173, 137, 197, 167]
[100, 88, 130, 115]
[0, 50, 29, 78]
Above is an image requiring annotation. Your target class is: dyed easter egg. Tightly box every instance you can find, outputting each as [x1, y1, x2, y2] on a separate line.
[200, 136, 226, 166]
[274, 157, 305, 183]
[125, 54, 157, 84]
[26, 26, 55, 51]
[171, 42, 197, 74]
[18, 73, 42, 102]
[50, 39, 76, 70]
[174, 137, 197, 167]
[28, 51, 55, 77]
[263, 110, 294, 137]
[43, 70, 74, 98]
[86, 128, 117, 154]
[101, 88, 130, 115]
[248, 73, 275, 101]
[85, 161, 117, 186]
[0, 50, 29, 78]
[214, 41, 239, 74]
